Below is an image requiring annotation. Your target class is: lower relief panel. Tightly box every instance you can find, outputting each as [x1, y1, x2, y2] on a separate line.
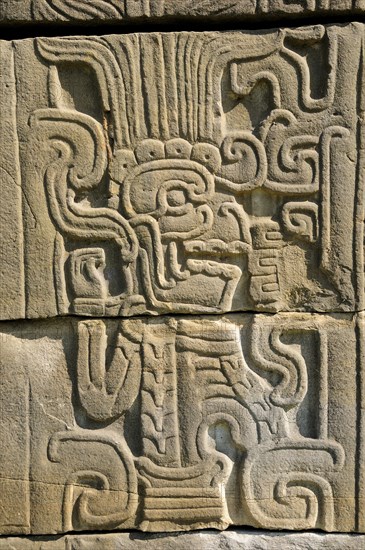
[0, 313, 362, 535]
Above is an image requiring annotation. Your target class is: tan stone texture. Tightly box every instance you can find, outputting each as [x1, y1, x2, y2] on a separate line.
[0, 0, 365, 23]
[0, 313, 363, 535]
[1, 530, 365, 549]
[0, 13, 364, 547]
[1, 25, 364, 320]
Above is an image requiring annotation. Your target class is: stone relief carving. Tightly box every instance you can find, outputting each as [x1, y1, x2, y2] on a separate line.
[0, 313, 360, 535]
[8, 25, 361, 320]
[0, 22, 364, 546]
[3, 0, 360, 22]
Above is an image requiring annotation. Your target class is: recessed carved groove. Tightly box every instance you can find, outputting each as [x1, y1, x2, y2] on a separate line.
[0, 12, 364, 544]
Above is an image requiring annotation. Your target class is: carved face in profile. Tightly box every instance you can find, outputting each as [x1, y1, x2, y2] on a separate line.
[30, 28, 355, 316]
[110, 138, 219, 241]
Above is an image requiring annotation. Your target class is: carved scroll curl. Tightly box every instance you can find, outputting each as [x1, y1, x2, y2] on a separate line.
[48, 430, 137, 530]
[251, 318, 308, 409]
[260, 109, 319, 194]
[217, 132, 267, 193]
[30, 109, 138, 263]
[241, 439, 345, 530]
[281, 201, 319, 243]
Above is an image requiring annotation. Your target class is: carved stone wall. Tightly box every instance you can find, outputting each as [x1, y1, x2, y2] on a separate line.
[1, 0, 365, 23]
[0, 2, 364, 548]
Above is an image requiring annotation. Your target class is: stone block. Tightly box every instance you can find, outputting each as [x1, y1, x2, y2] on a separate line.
[1, 25, 364, 320]
[0, 0, 364, 24]
[1, 530, 365, 550]
[0, 313, 363, 535]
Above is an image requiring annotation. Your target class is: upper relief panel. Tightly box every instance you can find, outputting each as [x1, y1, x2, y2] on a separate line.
[1, 24, 364, 319]
[0, 0, 364, 23]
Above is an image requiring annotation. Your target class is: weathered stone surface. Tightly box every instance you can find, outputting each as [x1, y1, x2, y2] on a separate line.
[1, 25, 364, 320]
[0, 0, 364, 24]
[1, 530, 365, 550]
[358, 310, 365, 534]
[1, 9, 365, 547]
[0, 42, 25, 320]
[0, 313, 363, 535]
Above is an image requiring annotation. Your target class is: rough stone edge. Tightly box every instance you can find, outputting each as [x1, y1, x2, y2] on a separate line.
[0, 530, 365, 549]
[0, 4, 365, 25]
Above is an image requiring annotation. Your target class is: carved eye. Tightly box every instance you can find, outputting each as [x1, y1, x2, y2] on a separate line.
[166, 189, 186, 207]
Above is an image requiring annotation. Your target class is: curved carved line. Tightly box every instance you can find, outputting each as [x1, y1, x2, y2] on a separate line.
[281, 26, 337, 112]
[30, 109, 138, 262]
[251, 318, 308, 409]
[36, 37, 129, 148]
[242, 439, 344, 530]
[33, 0, 124, 20]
